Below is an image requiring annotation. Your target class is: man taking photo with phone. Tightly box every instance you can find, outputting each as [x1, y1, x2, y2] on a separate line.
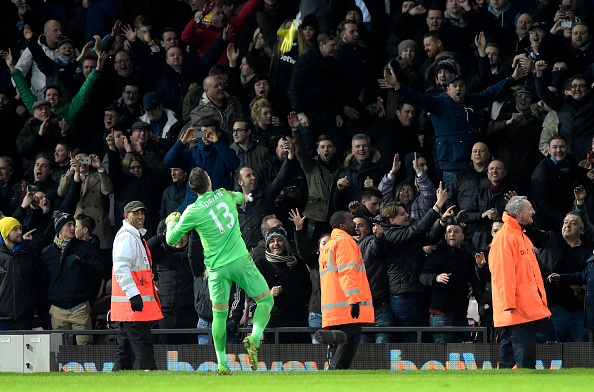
[163, 117, 239, 212]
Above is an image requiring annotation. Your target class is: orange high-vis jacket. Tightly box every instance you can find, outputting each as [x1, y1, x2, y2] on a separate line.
[319, 228, 374, 328]
[489, 212, 551, 327]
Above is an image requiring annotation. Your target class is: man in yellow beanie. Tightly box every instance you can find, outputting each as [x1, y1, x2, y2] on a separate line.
[0, 217, 36, 330]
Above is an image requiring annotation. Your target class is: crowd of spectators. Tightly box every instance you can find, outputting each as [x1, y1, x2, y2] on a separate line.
[2, 0, 594, 345]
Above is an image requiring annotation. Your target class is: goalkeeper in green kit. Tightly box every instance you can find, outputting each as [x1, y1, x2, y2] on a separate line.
[165, 167, 273, 375]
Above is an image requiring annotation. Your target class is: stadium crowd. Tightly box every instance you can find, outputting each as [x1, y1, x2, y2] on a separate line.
[2, 0, 594, 346]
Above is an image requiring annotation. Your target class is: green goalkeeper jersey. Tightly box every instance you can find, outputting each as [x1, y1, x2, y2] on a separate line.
[166, 188, 249, 270]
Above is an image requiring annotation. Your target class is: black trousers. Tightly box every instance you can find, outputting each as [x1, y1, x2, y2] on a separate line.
[329, 323, 363, 370]
[114, 321, 157, 370]
[498, 321, 537, 369]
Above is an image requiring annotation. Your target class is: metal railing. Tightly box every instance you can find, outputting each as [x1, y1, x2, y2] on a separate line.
[5, 326, 491, 344]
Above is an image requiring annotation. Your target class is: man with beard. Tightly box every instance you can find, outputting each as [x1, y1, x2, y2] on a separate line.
[290, 112, 341, 240]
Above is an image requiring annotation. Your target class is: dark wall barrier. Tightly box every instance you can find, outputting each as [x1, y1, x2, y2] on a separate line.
[57, 343, 594, 371]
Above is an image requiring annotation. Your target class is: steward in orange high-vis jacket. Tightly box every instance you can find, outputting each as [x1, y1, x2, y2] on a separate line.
[318, 211, 373, 369]
[489, 197, 551, 369]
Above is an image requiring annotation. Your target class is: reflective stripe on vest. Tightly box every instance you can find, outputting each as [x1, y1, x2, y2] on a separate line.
[320, 238, 366, 278]
[111, 267, 162, 322]
[112, 295, 158, 302]
[321, 300, 374, 311]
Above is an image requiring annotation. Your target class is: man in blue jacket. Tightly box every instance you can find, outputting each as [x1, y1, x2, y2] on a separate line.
[381, 65, 527, 185]
[163, 117, 239, 212]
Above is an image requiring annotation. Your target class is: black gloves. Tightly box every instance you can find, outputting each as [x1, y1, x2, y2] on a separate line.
[350, 303, 360, 319]
[130, 294, 144, 312]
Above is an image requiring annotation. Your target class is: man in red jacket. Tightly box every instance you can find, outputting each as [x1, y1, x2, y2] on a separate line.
[489, 196, 551, 368]
[317, 210, 374, 370]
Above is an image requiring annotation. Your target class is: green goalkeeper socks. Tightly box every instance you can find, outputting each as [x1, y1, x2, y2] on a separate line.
[251, 293, 273, 347]
[212, 308, 229, 368]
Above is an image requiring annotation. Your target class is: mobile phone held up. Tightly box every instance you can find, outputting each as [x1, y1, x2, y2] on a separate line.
[193, 130, 208, 138]
[79, 156, 92, 165]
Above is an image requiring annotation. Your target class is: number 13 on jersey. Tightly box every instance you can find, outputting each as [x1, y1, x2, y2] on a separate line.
[208, 202, 235, 234]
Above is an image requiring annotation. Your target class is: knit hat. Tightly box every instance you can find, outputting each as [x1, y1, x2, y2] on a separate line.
[436, 59, 458, 75]
[398, 39, 418, 56]
[265, 226, 289, 251]
[0, 217, 21, 241]
[301, 14, 319, 32]
[53, 211, 74, 234]
[345, 4, 363, 18]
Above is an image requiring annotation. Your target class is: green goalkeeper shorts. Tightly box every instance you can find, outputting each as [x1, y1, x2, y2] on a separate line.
[207, 254, 270, 305]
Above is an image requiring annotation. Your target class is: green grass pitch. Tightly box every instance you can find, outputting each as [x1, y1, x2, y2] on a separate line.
[2, 370, 594, 392]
